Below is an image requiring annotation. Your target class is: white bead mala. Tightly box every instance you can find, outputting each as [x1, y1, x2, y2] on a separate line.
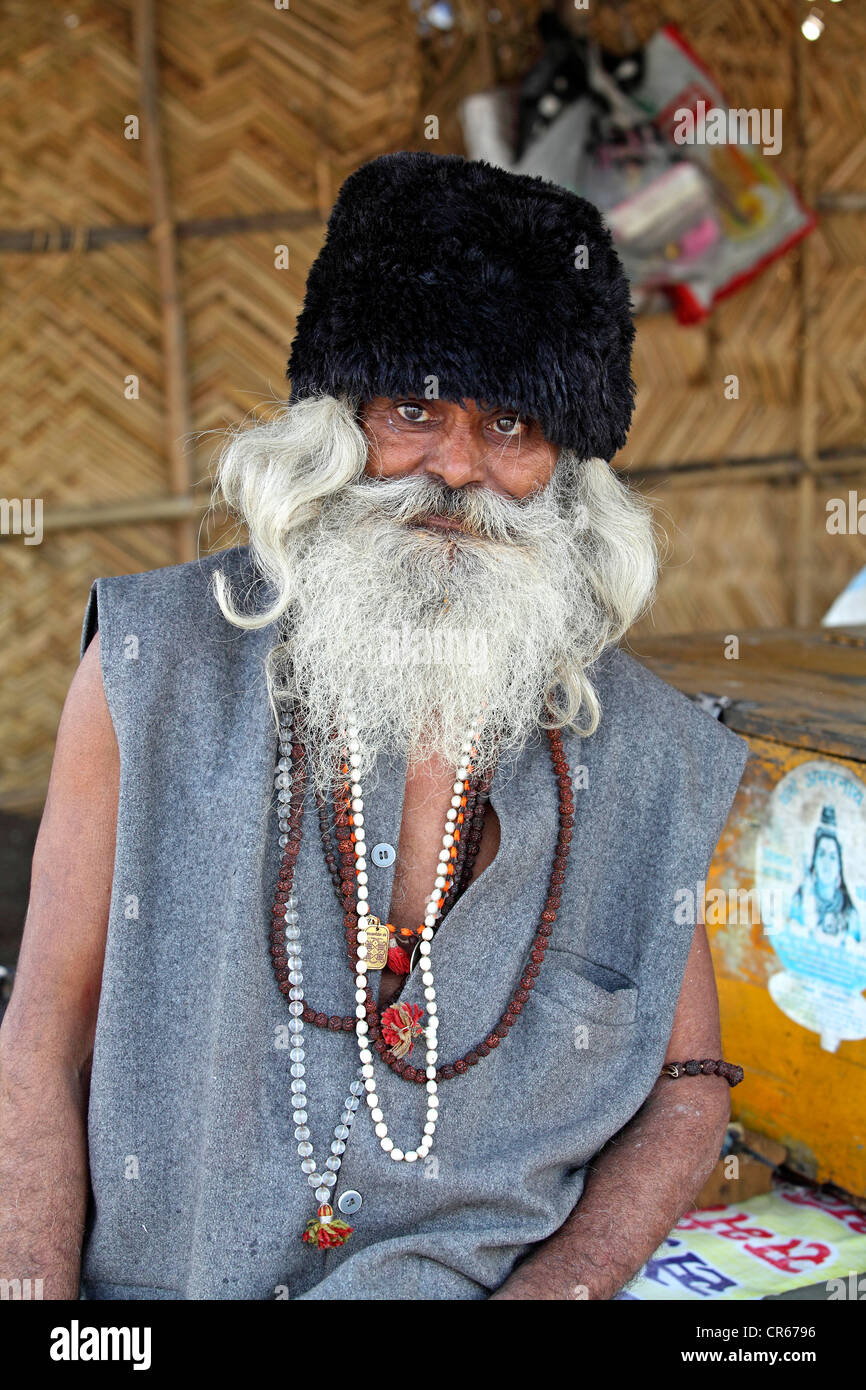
[275, 701, 485, 1234]
[340, 709, 484, 1163]
[277, 714, 367, 1207]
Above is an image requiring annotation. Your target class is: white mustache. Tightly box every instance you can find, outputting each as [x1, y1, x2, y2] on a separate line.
[324, 470, 570, 548]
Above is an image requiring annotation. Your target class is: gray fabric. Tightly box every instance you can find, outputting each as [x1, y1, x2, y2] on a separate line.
[78, 545, 750, 1300]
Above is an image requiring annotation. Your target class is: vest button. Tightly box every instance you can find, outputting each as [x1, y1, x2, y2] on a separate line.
[371, 842, 396, 868]
[338, 1189, 362, 1214]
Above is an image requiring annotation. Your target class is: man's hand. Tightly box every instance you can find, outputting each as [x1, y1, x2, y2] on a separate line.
[489, 921, 730, 1300]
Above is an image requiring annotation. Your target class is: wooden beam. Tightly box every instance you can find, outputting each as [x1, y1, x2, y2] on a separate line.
[628, 459, 801, 490]
[0, 209, 323, 255]
[34, 494, 213, 535]
[0, 494, 237, 541]
[816, 192, 866, 212]
[624, 447, 866, 487]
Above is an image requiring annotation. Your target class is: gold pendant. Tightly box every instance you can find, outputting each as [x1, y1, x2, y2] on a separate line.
[362, 914, 390, 970]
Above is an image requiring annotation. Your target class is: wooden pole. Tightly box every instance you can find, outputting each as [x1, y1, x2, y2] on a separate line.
[469, 7, 496, 93]
[134, 0, 197, 563]
[794, 7, 818, 627]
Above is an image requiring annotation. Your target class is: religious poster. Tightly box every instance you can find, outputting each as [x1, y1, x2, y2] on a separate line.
[755, 760, 866, 1052]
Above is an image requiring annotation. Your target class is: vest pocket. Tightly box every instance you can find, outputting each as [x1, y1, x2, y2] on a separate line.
[534, 947, 639, 1026]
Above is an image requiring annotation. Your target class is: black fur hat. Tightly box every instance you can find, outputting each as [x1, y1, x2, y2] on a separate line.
[287, 151, 636, 460]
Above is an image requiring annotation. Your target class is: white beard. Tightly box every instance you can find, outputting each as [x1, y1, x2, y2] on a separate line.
[276, 466, 603, 792]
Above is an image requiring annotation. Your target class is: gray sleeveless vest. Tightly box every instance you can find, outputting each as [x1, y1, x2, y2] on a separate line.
[78, 546, 749, 1300]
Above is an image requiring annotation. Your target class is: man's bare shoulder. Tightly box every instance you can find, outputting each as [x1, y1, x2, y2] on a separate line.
[1, 631, 118, 1075]
[71, 631, 116, 747]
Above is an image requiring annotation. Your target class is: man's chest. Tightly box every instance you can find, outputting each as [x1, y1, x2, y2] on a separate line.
[374, 757, 501, 1009]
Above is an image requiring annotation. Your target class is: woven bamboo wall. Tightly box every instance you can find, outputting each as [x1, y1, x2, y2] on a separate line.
[1, 0, 864, 811]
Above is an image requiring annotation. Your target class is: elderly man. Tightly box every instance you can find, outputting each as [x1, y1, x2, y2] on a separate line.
[0, 152, 747, 1301]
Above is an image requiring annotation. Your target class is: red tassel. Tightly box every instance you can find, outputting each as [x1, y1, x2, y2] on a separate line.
[381, 1002, 425, 1058]
[387, 943, 411, 975]
[302, 1204, 353, 1249]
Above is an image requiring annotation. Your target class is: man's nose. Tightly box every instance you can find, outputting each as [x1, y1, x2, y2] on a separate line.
[419, 417, 490, 490]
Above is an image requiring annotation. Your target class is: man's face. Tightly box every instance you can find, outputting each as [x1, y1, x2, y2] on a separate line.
[359, 396, 558, 530]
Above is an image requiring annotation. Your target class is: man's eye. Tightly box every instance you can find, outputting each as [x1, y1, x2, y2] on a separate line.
[395, 403, 430, 423]
[491, 415, 525, 437]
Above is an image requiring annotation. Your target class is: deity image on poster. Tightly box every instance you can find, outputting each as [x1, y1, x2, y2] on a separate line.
[787, 805, 861, 944]
[756, 760, 866, 1053]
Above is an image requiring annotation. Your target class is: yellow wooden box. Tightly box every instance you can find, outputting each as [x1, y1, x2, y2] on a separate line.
[636, 626, 866, 1197]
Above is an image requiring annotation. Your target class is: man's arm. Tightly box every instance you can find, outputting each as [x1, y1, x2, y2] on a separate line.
[0, 636, 117, 1299]
[490, 920, 730, 1300]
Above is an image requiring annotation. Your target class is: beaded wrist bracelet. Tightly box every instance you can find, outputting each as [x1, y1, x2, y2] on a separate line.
[661, 1059, 744, 1087]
